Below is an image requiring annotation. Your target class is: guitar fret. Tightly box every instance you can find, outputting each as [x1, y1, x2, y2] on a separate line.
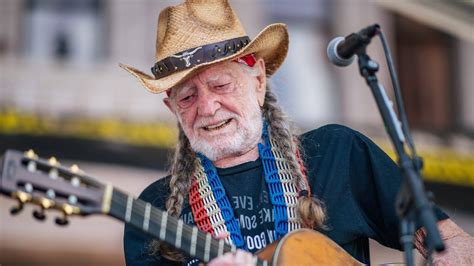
[218, 239, 224, 257]
[175, 219, 183, 249]
[109, 190, 264, 264]
[204, 233, 211, 262]
[143, 203, 151, 231]
[101, 183, 113, 214]
[125, 195, 133, 222]
[159, 212, 168, 240]
[190, 227, 198, 256]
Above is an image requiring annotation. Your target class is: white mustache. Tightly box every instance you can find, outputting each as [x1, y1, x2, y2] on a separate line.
[193, 111, 238, 129]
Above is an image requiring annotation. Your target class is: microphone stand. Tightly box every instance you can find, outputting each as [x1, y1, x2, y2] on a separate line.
[355, 48, 445, 266]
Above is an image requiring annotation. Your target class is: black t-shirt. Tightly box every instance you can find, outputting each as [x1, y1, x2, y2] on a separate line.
[123, 124, 448, 265]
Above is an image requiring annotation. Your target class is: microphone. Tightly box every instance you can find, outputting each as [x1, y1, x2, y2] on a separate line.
[327, 24, 380, 67]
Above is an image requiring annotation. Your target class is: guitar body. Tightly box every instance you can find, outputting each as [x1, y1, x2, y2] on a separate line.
[257, 229, 364, 266]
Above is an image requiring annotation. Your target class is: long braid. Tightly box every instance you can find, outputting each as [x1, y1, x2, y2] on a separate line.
[151, 125, 196, 261]
[166, 125, 196, 217]
[262, 87, 305, 184]
[262, 85, 326, 229]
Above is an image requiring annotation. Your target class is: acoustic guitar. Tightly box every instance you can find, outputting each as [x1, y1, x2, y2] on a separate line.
[0, 149, 364, 265]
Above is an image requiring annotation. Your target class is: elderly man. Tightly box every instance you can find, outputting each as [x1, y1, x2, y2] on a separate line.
[122, 0, 473, 265]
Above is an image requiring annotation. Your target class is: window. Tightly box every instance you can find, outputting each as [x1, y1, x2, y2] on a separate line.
[23, 0, 105, 64]
[395, 15, 456, 133]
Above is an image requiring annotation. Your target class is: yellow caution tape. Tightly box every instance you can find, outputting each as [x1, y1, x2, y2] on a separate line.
[1, 108, 472, 187]
[0, 108, 177, 148]
[377, 143, 474, 188]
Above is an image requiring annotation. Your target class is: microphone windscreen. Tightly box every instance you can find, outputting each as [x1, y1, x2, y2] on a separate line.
[327, 37, 355, 67]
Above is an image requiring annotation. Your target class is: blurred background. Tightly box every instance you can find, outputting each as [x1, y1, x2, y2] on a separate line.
[1, 0, 473, 265]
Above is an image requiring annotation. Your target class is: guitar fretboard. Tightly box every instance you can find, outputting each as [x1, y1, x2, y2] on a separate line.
[107, 188, 268, 265]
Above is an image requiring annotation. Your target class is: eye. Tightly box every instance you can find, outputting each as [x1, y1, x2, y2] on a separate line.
[214, 82, 233, 92]
[180, 95, 193, 101]
[177, 94, 196, 108]
[216, 83, 230, 88]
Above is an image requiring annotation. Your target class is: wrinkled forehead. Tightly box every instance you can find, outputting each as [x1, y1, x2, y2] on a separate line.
[167, 61, 241, 97]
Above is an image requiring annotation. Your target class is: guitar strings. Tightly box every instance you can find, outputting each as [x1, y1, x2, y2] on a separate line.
[110, 192, 266, 265]
[113, 195, 232, 258]
[110, 192, 235, 256]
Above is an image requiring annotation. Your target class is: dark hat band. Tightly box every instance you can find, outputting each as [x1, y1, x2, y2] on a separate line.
[151, 36, 251, 79]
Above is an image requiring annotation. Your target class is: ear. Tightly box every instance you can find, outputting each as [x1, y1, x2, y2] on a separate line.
[254, 58, 267, 107]
[163, 97, 176, 115]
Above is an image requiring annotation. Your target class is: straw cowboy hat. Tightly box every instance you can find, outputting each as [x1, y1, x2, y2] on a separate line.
[120, 0, 289, 94]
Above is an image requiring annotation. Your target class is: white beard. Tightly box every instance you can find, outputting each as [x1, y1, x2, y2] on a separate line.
[190, 108, 263, 161]
[179, 98, 263, 162]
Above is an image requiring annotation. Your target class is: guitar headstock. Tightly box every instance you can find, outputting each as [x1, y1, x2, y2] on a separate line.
[0, 149, 110, 226]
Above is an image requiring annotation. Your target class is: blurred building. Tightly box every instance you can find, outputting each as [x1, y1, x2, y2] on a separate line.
[0, 0, 473, 265]
[1, 0, 473, 130]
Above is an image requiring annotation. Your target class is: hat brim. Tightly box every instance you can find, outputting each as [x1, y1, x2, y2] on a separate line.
[119, 23, 289, 94]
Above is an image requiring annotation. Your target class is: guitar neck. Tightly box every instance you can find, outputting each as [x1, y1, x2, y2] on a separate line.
[0, 150, 267, 265]
[107, 188, 268, 265]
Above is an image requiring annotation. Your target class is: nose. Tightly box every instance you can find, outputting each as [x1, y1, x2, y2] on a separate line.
[196, 89, 221, 117]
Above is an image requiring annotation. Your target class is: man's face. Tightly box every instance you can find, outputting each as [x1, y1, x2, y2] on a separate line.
[164, 59, 267, 161]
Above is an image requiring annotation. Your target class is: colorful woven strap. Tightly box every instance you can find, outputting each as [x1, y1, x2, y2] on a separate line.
[188, 122, 309, 248]
[258, 123, 300, 239]
[190, 154, 245, 248]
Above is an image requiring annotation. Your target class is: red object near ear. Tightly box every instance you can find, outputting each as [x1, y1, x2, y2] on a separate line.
[236, 53, 256, 67]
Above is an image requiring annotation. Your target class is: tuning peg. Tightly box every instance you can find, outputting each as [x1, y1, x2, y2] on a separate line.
[33, 208, 46, 221]
[70, 164, 82, 173]
[62, 204, 79, 215]
[10, 202, 24, 215]
[27, 161, 37, 172]
[10, 191, 31, 215]
[71, 177, 81, 187]
[32, 198, 54, 221]
[48, 156, 60, 166]
[40, 198, 54, 208]
[55, 213, 69, 226]
[70, 164, 83, 187]
[48, 157, 60, 179]
[24, 149, 38, 159]
[55, 204, 77, 226]
[24, 150, 38, 172]
[46, 189, 56, 199]
[15, 190, 32, 201]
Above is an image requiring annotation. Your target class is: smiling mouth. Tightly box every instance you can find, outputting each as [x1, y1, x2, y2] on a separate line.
[203, 119, 233, 131]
